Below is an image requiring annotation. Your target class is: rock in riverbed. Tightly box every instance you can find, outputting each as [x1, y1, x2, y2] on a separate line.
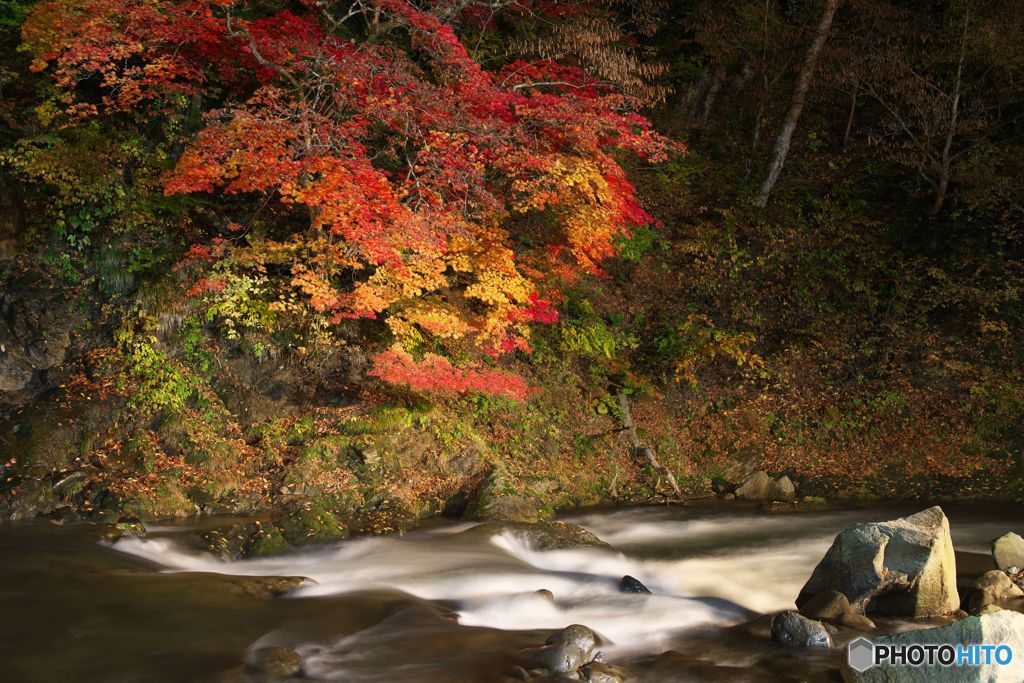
[581, 661, 627, 683]
[619, 575, 651, 594]
[465, 467, 547, 524]
[248, 646, 303, 679]
[523, 624, 599, 674]
[799, 590, 876, 630]
[967, 570, 1023, 614]
[797, 506, 959, 617]
[734, 471, 796, 502]
[992, 532, 1024, 571]
[771, 610, 832, 648]
[767, 475, 796, 502]
[465, 520, 611, 550]
[800, 590, 850, 620]
[735, 471, 772, 500]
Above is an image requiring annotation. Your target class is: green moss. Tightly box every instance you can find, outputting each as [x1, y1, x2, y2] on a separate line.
[247, 524, 291, 557]
[277, 501, 349, 546]
[120, 481, 194, 519]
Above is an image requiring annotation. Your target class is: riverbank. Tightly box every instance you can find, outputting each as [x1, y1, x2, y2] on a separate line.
[4, 368, 1020, 546]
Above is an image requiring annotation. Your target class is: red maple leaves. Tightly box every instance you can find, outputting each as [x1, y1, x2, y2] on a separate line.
[23, 0, 681, 398]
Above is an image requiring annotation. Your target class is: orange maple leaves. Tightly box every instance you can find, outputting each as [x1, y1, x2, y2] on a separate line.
[23, 0, 681, 398]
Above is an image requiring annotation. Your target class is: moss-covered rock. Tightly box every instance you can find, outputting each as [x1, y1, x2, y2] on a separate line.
[200, 521, 293, 559]
[119, 480, 196, 520]
[276, 500, 350, 546]
[464, 467, 548, 523]
[1, 477, 58, 520]
[248, 523, 291, 557]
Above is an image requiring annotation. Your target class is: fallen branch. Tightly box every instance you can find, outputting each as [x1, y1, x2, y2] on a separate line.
[616, 390, 682, 499]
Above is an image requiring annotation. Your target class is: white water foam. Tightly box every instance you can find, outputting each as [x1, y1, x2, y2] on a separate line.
[109, 505, 1017, 656]
[112, 524, 755, 652]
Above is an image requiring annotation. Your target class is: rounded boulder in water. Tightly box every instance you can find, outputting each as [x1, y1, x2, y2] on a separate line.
[546, 624, 598, 659]
[771, 610, 832, 648]
[992, 532, 1024, 572]
[520, 624, 600, 674]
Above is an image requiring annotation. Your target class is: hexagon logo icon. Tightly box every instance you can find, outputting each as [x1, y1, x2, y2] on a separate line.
[848, 637, 876, 672]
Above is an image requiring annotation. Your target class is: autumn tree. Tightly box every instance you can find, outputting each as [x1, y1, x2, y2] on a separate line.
[21, 0, 678, 399]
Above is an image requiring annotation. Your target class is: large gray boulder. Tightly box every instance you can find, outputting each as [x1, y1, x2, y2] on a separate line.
[797, 507, 959, 617]
[845, 610, 1024, 682]
[992, 532, 1024, 571]
[771, 610, 832, 648]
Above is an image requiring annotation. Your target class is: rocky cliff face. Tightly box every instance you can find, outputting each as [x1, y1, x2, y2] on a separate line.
[0, 272, 101, 420]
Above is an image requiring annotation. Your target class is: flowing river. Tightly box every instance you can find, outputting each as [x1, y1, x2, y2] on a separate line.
[2, 502, 1022, 682]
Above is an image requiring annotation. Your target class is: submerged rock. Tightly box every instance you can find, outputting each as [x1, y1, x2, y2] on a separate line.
[797, 506, 959, 617]
[846, 610, 1024, 682]
[249, 646, 303, 679]
[222, 575, 311, 599]
[771, 610, 832, 648]
[465, 521, 611, 550]
[992, 532, 1024, 571]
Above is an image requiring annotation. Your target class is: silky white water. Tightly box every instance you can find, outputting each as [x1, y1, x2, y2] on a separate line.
[109, 503, 1015, 664]
[6, 504, 1024, 683]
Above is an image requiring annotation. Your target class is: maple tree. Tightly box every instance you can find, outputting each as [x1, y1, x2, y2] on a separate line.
[20, 0, 677, 399]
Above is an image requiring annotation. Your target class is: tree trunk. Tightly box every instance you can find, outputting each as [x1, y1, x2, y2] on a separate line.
[755, 0, 842, 208]
[745, 0, 773, 182]
[679, 66, 713, 122]
[927, 7, 969, 217]
[616, 391, 683, 498]
[696, 64, 726, 124]
[842, 84, 857, 151]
